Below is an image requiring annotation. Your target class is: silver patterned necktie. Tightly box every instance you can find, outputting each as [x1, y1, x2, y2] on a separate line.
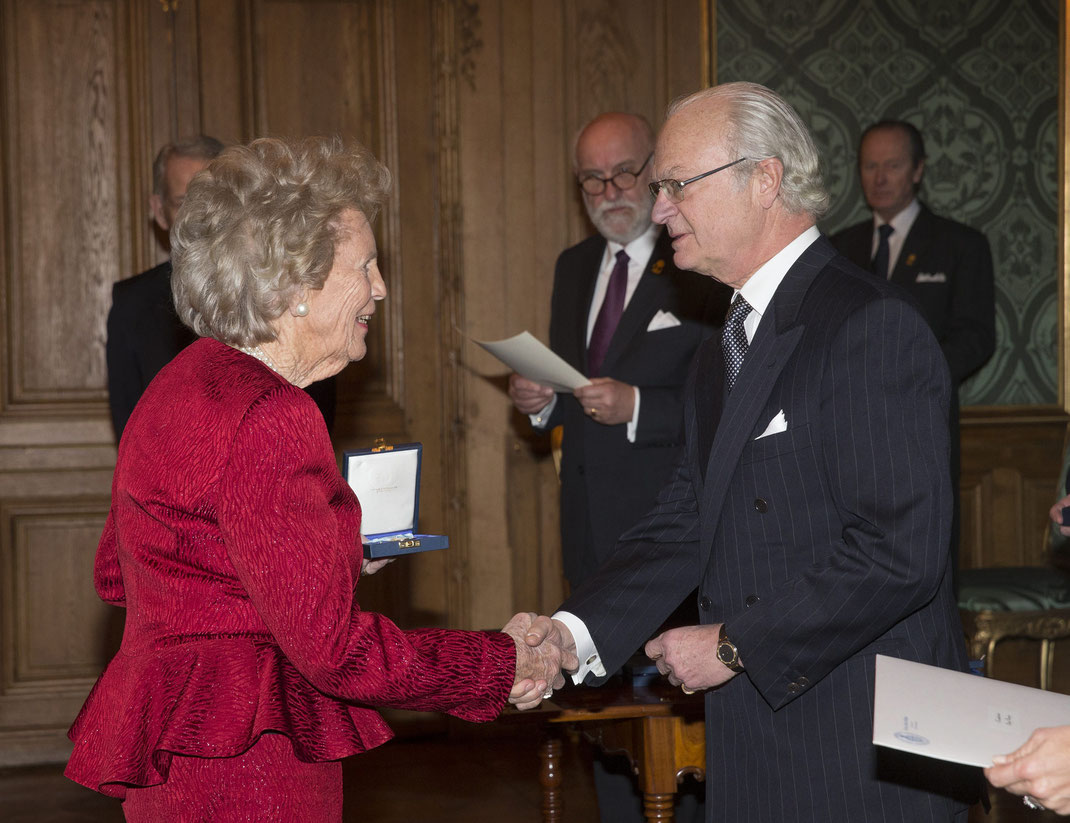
[722, 296, 753, 392]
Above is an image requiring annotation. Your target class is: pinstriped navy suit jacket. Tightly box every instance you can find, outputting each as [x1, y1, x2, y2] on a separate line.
[561, 236, 974, 822]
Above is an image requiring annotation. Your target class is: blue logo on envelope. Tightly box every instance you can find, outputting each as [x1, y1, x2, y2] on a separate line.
[894, 731, 930, 746]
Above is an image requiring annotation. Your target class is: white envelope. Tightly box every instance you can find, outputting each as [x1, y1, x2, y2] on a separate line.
[474, 331, 591, 393]
[755, 409, 787, 440]
[647, 310, 681, 331]
[873, 654, 1070, 767]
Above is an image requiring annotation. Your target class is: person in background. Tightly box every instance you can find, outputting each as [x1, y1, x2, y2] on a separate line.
[106, 135, 336, 440]
[831, 120, 996, 590]
[68, 136, 571, 822]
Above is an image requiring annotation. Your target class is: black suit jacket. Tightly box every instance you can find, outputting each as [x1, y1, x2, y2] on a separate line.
[540, 229, 723, 587]
[831, 203, 995, 385]
[563, 237, 974, 822]
[106, 261, 336, 441]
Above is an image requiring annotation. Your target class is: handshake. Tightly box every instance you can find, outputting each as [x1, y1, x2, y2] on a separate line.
[501, 613, 579, 710]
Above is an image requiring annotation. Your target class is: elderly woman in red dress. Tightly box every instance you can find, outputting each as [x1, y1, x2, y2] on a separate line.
[65, 136, 571, 821]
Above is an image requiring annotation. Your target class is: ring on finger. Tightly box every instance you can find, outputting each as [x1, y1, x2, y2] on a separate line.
[681, 685, 696, 695]
[1023, 795, 1046, 811]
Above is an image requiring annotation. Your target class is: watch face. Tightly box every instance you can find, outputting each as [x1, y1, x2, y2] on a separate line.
[717, 642, 734, 665]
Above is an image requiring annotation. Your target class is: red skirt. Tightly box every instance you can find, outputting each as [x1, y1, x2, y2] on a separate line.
[121, 732, 342, 822]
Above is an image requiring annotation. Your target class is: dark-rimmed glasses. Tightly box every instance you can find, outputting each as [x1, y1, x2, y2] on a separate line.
[648, 157, 748, 202]
[578, 153, 653, 196]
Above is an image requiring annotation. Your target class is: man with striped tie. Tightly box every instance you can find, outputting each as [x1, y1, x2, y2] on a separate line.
[539, 83, 978, 822]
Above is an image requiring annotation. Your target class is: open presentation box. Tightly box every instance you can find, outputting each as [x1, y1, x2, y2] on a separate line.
[343, 441, 449, 559]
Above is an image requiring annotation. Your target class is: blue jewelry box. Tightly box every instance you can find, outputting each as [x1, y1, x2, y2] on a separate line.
[342, 441, 450, 559]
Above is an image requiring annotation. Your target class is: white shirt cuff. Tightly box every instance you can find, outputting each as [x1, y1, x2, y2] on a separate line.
[553, 610, 606, 683]
[625, 387, 640, 443]
[529, 394, 557, 429]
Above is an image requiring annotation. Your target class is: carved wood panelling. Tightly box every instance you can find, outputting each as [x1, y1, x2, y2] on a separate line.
[1, 0, 133, 411]
[959, 406, 1069, 569]
[3, 501, 114, 685]
[0, 498, 115, 766]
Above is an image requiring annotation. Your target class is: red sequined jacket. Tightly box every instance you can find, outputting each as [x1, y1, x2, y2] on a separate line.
[66, 338, 515, 798]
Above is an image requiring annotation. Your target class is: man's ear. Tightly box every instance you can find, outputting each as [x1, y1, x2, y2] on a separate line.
[150, 193, 169, 232]
[912, 159, 925, 187]
[754, 158, 784, 210]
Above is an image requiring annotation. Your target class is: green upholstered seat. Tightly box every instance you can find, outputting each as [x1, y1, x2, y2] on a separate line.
[958, 566, 1070, 612]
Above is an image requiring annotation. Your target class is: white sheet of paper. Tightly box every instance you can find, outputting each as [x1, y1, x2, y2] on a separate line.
[873, 654, 1070, 767]
[344, 448, 419, 536]
[475, 331, 591, 393]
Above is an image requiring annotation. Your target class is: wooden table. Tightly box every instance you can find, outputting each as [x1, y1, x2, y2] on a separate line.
[509, 679, 706, 822]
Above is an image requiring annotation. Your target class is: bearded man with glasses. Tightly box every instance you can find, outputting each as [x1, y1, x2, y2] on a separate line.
[508, 111, 720, 823]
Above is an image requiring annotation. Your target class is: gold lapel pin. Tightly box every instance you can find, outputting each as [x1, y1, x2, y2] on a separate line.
[652, 259, 666, 275]
[905, 253, 916, 266]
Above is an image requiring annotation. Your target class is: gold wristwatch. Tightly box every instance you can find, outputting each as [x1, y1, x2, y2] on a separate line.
[716, 623, 744, 673]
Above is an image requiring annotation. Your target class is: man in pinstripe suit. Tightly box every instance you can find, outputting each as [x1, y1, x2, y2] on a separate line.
[536, 82, 977, 821]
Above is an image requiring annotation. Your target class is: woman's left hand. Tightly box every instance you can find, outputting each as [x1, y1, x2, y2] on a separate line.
[361, 557, 395, 576]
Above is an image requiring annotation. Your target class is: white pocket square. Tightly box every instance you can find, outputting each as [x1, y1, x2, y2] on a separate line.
[755, 410, 787, 440]
[647, 310, 682, 331]
[915, 272, 947, 283]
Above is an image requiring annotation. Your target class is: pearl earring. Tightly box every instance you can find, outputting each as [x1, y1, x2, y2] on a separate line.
[294, 302, 309, 317]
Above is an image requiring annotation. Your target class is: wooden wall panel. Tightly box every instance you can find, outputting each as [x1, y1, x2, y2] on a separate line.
[6, 503, 113, 682]
[3, 0, 132, 406]
[0, 499, 115, 763]
[250, 0, 380, 139]
[960, 407, 1069, 569]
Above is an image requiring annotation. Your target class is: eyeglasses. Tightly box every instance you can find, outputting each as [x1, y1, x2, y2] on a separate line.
[577, 154, 653, 196]
[648, 157, 748, 202]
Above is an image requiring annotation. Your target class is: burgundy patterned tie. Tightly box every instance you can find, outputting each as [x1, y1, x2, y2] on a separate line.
[587, 250, 629, 376]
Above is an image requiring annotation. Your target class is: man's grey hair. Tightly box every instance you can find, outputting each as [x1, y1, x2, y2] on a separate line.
[668, 82, 830, 219]
[152, 135, 225, 197]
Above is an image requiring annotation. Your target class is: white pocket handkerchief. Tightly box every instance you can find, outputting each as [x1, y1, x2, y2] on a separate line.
[755, 409, 787, 440]
[915, 271, 947, 283]
[647, 310, 682, 332]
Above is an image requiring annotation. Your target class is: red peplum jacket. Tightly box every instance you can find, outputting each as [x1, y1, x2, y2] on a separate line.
[65, 338, 516, 798]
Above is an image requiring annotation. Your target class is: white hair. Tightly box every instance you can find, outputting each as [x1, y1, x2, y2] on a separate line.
[669, 82, 830, 219]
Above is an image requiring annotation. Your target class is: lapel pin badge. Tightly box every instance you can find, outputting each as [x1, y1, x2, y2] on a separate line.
[652, 259, 666, 275]
[905, 253, 916, 266]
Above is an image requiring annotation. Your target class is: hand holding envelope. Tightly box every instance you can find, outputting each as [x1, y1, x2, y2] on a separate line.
[986, 726, 1070, 814]
[508, 373, 555, 415]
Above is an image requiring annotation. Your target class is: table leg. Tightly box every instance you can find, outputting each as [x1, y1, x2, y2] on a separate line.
[538, 731, 564, 822]
[643, 791, 674, 822]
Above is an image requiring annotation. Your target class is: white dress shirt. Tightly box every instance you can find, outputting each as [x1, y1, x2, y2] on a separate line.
[556, 225, 821, 683]
[870, 198, 920, 277]
[530, 223, 660, 441]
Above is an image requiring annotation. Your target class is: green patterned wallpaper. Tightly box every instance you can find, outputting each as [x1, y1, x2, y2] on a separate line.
[717, 0, 1059, 405]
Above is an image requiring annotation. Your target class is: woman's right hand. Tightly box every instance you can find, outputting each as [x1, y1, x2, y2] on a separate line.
[986, 726, 1070, 814]
[501, 613, 577, 710]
